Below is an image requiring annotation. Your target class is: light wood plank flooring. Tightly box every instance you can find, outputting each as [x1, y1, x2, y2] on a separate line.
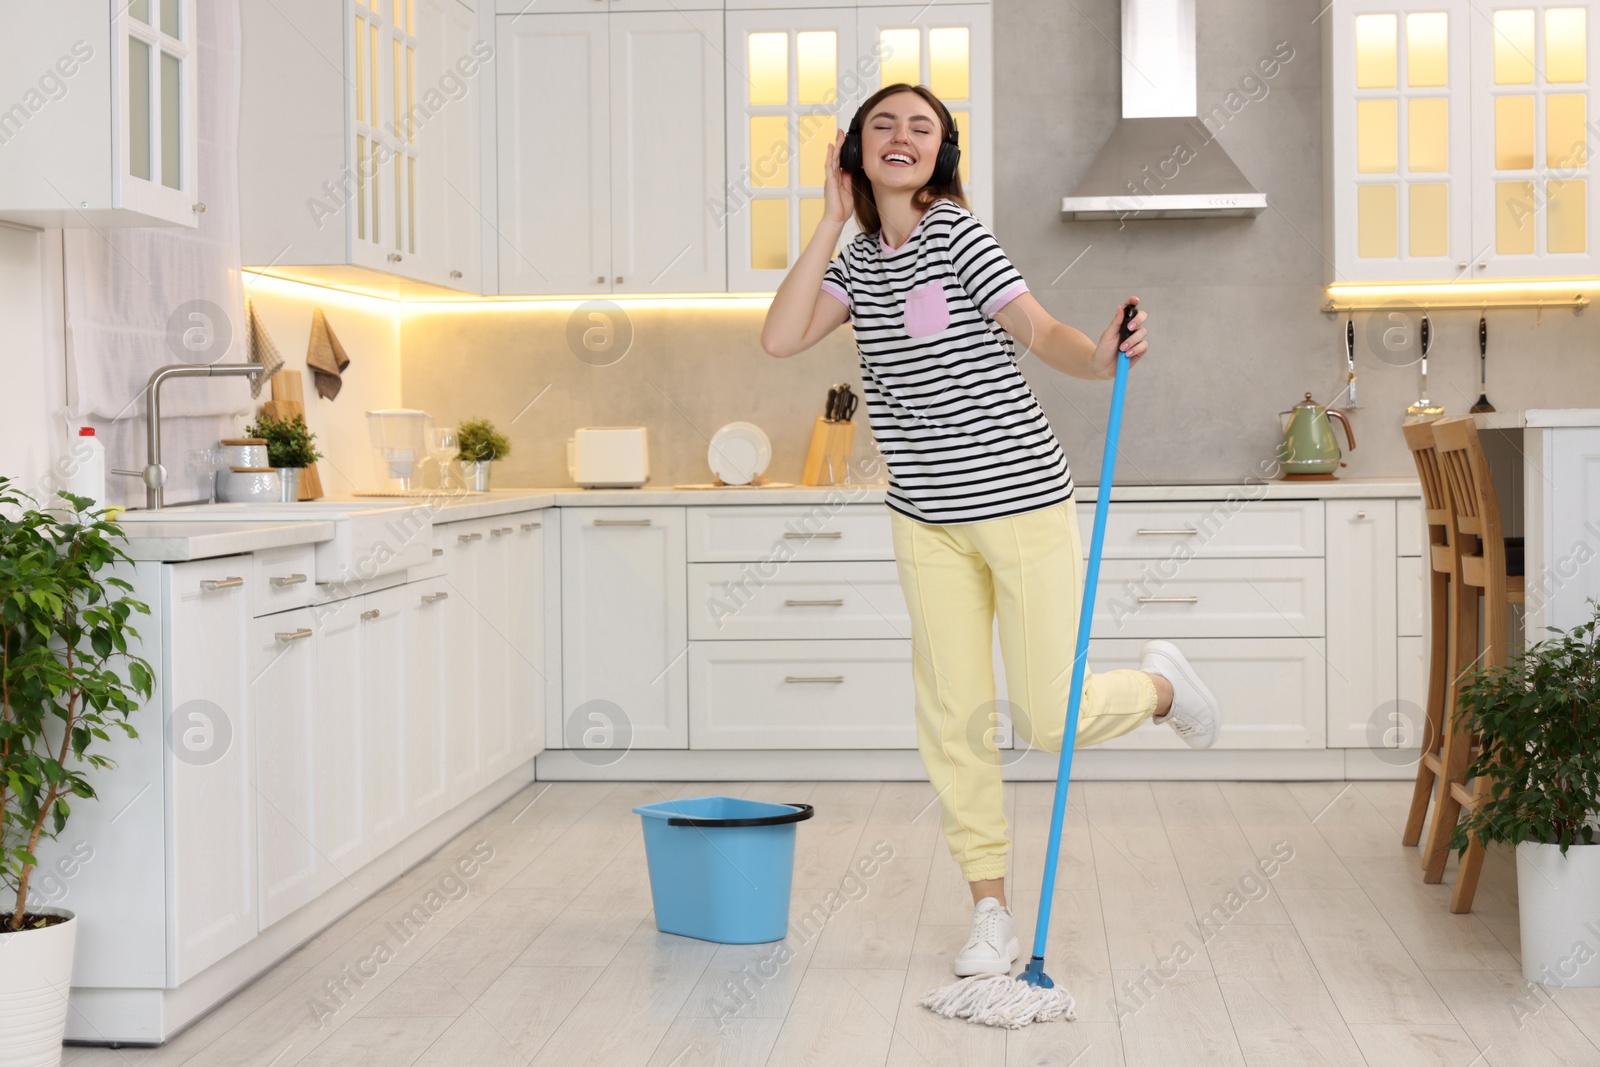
[61, 779, 1595, 1067]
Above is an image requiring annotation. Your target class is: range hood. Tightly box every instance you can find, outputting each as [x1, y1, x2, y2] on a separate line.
[1061, 0, 1267, 221]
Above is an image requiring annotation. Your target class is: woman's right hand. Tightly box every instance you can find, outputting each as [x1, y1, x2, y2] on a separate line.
[824, 129, 853, 224]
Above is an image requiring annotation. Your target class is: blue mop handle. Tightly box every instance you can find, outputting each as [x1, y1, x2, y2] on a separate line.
[1027, 320, 1134, 965]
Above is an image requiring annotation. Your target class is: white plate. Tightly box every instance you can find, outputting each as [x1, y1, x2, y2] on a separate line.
[708, 422, 771, 486]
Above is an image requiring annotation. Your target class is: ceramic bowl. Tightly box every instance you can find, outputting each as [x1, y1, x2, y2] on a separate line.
[217, 467, 281, 503]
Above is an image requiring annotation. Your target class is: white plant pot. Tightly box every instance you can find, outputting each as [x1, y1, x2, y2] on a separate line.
[0, 908, 77, 1067]
[1517, 840, 1600, 988]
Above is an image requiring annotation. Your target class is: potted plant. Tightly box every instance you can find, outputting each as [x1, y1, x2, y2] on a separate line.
[244, 411, 322, 502]
[1451, 600, 1600, 988]
[457, 417, 510, 492]
[1, 478, 152, 1063]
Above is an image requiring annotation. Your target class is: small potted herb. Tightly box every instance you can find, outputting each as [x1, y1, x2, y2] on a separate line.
[244, 411, 323, 502]
[457, 417, 510, 492]
[1450, 600, 1600, 988]
[1, 478, 152, 1063]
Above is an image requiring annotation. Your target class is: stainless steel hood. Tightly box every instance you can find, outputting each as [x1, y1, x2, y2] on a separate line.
[1061, 0, 1267, 221]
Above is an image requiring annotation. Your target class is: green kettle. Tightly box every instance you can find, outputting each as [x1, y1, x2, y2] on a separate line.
[1278, 392, 1356, 478]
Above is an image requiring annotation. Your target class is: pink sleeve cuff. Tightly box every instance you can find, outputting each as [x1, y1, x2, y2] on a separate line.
[982, 281, 1029, 318]
[820, 280, 850, 310]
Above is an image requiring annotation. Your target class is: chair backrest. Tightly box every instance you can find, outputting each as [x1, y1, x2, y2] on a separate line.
[1430, 416, 1507, 590]
[1402, 418, 1451, 534]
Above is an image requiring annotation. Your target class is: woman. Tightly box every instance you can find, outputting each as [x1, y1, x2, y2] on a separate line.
[760, 84, 1220, 977]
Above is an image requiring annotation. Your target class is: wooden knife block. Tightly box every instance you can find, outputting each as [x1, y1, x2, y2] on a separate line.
[800, 416, 855, 486]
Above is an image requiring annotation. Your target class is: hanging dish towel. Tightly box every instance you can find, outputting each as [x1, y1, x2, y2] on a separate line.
[306, 307, 351, 400]
[244, 296, 285, 399]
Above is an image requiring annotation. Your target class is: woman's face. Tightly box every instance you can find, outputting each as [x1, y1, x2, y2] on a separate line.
[858, 91, 944, 192]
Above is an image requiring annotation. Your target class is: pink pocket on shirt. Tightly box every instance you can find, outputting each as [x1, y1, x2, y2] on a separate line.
[903, 283, 951, 338]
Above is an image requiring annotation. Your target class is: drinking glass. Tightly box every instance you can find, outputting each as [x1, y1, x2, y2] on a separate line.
[428, 427, 459, 489]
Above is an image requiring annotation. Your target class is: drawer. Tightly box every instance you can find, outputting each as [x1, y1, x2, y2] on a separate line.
[251, 544, 316, 617]
[688, 504, 893, 562]
[688, 561, 908, 640]
[1397, 498, 1424, 556]
[1086, 637, 1326, 750]
[688, 639, 916, 748]
[1080, 500, 1324, 559]
[1397, 555, 1425, 638]
[1091, 558, 1326, 639]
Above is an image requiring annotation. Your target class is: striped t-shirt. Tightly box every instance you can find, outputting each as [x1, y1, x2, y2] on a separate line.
[821, 198, 1074, 525]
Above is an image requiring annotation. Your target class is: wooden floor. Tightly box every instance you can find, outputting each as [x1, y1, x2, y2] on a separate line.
[63, 779, 1600, 1067]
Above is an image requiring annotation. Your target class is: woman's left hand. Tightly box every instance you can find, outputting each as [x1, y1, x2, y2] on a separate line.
[1092, 297, 1148, 379]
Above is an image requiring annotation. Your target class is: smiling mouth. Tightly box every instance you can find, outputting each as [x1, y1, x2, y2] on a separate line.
[882, 152, 917, 167]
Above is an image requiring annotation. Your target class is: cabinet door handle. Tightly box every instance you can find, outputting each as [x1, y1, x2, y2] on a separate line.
[432, 547, 445, 556]
[388, 252, 403, 263]
[1136, 527, 1198, 536]
[459, 532, 483, 543]
[1356, 510, 1368, 520]
[491, 526, 513, 537]
[449, 269, 462, 279]
[201, 576, 245, 590]
[784, 598, 846, 607]
[785, 675, 845, 684]
[422, 591, 449, 604]
[594, 518, 651, 526]
[1136, 596, 1200, 604]
[614, 276, 623, 284]
[360, 608, 381, 621]
[784, 531, 843, 540]
[522, 521, 541, 531]
[269, 573, 308, 587]
[596, 275, 605, 283]
[275, 628, 313, 642]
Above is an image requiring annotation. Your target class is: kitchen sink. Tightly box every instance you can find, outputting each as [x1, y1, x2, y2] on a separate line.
[123, 501, 434, 584]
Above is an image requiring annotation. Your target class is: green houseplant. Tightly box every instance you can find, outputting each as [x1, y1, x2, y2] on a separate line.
[244, 411, 322, 502]
[1450, 600, 1600, 988]
[456, 417, 510, 492]
[1, 476, 152, 1061]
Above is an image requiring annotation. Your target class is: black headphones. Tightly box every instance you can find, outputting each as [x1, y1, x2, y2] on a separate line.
[839, 90, 961, 185]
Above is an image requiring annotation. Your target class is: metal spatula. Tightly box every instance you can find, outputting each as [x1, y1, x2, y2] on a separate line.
[1407, 313, 1443, 416]
[1470, 314, 1496, 413]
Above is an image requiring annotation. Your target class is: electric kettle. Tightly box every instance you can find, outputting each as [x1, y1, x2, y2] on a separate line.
[1278, 392, 1356, 478]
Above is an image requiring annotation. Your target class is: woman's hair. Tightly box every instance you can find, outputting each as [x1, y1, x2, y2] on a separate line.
[844, 83, 968, 235]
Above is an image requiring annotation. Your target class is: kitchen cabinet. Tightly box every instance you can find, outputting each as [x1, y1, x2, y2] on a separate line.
[496, 10, 726, 294]
[0, 0, 199, 228]
[561, 506, 689, 748]
[439, 520, 489, 792]
[1325, 499, 1400, 748]
[404, 575, 454, 827]
[239, 0, 487, 293]
[312, 601, 365, 881]
[1329, 0, 1600, 281]
[503, 515, 551, 765]
[358, 585, 409, 863]
[163, 558, 254, 985]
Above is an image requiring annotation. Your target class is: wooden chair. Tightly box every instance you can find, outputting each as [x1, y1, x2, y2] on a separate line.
[1400, 418, 1456, 852]
[1423, 416, 1525, 914]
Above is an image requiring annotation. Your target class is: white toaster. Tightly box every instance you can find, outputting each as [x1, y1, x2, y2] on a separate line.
[566, 426, 650, 488]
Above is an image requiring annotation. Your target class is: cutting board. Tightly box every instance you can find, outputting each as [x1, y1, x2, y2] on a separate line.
[265, 370, 323, 499]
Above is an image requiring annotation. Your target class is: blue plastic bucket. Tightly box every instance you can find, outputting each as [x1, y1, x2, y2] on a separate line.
[632, 796, 815, 944]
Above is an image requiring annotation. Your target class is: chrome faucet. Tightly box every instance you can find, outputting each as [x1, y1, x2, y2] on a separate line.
[110, 363, 265, 510]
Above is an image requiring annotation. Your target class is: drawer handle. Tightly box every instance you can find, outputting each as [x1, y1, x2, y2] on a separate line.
[201, 577, 245, 590]
[422, 591, 449, 604]
[784, 531, 843, 540]
[459, 532, 483, 543]
[1135, 527, 1198, 536]
[361, 609, 381, 621]
[432, 548, 445, 557]
[275, 628, 313, 642]
[269, 573, 308, 587]
[595, 519, 652, 526]
[1137, 596, 1200, 604]
[522, 521, 541, 531]
[785, 675, 845, 684]
[784, 598, 846, 607]
[1356, 510, 1368, 520]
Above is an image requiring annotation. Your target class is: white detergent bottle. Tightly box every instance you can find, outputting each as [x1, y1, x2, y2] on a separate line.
[65, 427, 106, 515]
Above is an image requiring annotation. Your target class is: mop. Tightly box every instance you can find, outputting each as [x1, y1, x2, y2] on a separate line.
[921, 304, 1137, 1029]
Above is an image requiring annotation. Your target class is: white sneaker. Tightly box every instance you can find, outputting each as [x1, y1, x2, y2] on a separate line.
[954, 897, 1019, 977]
[1141, 640, 1221, 749]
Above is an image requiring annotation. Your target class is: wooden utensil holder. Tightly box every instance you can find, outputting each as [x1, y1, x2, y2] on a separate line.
[801, 416, 856, 486]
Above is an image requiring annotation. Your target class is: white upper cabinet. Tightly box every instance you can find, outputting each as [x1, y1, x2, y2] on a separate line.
[496, 10, 726, 294]
[1330, 0, 1600, 281]
[0, 0, 199, 228]
[239, 0, 485, 293]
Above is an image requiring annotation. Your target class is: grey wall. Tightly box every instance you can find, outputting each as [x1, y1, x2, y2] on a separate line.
[403, 0, 1600, 491]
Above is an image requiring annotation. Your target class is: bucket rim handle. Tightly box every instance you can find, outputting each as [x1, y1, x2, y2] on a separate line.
[665, 802, 814, 828]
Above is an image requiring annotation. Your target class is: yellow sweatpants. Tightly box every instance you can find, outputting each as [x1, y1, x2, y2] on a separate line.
[889, 498, 1158, 883]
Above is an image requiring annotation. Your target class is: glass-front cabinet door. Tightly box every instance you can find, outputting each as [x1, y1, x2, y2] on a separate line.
[118, 0, 198, 225]
[1331, 1, 1472, 282]
[350, 0, 422, 275]
[1470, 4, 1600, 278]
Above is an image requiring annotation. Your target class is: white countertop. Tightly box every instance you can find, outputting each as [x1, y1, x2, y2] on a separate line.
[1473, 408, 1600, 430]
[110, 477, 1420, 561]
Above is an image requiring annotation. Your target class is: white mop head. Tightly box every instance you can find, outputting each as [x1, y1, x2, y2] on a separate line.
[919, 974, 1076, 1028]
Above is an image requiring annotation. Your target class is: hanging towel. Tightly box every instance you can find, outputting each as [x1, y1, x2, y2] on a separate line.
[306, 307, 351, 400]
[244, 296, 285, 398]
